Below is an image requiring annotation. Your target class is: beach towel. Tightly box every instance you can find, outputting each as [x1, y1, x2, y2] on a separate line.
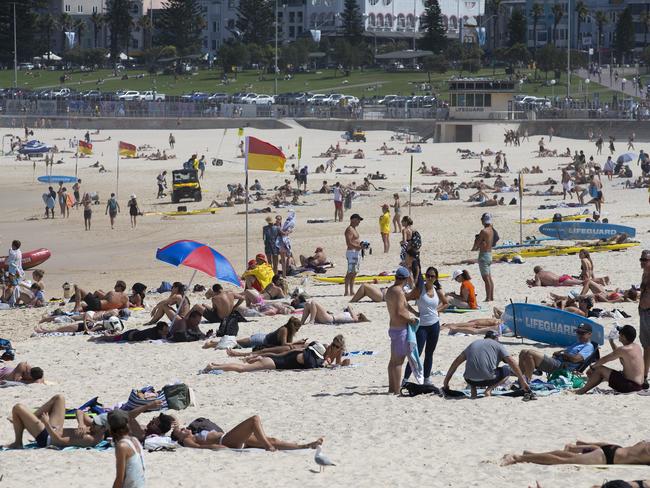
[144, 436, 178, 451]
[343, 350, 376, 357]
[277, 210, 295, 256]
[1, 440, 112, 451]
[406, 320, 423, 385]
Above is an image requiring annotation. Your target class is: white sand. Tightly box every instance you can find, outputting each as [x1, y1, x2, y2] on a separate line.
[0, 124, 649, 487]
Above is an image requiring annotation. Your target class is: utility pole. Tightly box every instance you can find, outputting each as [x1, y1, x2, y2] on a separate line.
[274, 0, 278, 96]
[13, 2, 18, 88]
[567, 0, 571, 99]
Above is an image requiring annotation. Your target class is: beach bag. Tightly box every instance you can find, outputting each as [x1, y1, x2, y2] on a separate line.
[162, 383, 191, 410]
[547, 369, 586, 389]
[0, 338, 14, 360]
[401, 382, 441, 397]
[122, 386, 168, 411]
[187, 417, 223, 434]
[216, 312, 240, 337]
[156, 281, 172, 293]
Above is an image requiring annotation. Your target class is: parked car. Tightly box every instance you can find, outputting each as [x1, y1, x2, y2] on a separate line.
[18, 63, 34, 70]
[378, 94, 398, 105]
[250, 94, 274, 105]
[241, 93, 259, 104]
[231, 92, 247, 103]
[49, 88, 72, 99]
[118, 90, 141, 101]
[307, 94, 327, 105]
[139, 91, 166, 101]
[343, 95, 360, 105]
[191, 92, 209, 102]
[323, 93, 345, 106]
[208, 92, 229, 103]
[82, 90, 102, 99]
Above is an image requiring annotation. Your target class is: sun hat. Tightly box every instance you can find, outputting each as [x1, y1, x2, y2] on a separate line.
[452, 269, 463, 280]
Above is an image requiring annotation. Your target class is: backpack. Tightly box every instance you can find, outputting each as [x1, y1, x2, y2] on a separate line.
[401, 382, 441, 397]
[216, 311, 241, 337]
[187, 417, 224, 434]
[162, 383, 192, 410]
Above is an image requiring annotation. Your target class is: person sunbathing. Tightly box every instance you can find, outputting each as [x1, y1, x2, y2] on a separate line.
[349, 283, 387, 303]
[202, 335, 347, 374]
[6, 393, 107, 449]
[501, 439, 650, 467]
[299, 247, 329, 268]
[73, 280, 129, 312]
[171, 415, 323, 451]
[35, 312, 123, 335]
[300, 301, 368, 324]
[527, 266, 583, 287]
[203, 317, 303, 350]
[143, 282, 189, 325]
[0, 361, 44, 384]
[129, 282, 147, 308]
[91, 321, 170, 342]
[442, 318, 507, 336]
[124, 399, 176, 443]
[555, 280, 639, 304]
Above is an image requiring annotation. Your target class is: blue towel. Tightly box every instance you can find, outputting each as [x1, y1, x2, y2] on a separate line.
[343, 350, 376, 357]
[406, 319, 423, 384]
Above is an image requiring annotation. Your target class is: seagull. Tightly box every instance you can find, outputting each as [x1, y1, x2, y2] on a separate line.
[314, 445, 336, 473]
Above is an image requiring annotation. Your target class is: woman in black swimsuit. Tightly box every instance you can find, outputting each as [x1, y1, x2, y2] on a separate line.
[202, 335, 348, 373]
[204, 317, 303, 351]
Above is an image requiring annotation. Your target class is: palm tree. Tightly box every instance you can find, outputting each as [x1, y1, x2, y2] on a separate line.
[73, 18, 86, 49]
[595, 10, 607, 66]
[90, 12, 104, 48]
[58, 12, 72, 50]
[137, 15, 152, 51]
[490, 0, 503, 53]
[38, 13, 56, 60]
[575, 0, 587, 49]
[531, 2, 543, 77]
[551, 3, 563, 47]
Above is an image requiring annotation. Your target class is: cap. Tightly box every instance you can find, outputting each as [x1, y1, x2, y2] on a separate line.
[247, 259, 256, 268]
[452, 269, 463, 280]
[395, 267, 410, 279]
[616, 324, 637, 342]
[308, 341, 326, 359]
[93, 413, 109, 428]
[576, 323, 593, 334]
[484, 330, 499, 340]
[255, 253, 267, 262]
[481, 213, 492, 224]
[350, 213, 363, 221]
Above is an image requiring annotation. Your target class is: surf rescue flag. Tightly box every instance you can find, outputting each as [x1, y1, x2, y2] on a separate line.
[245, 136, 286, 172]
[119, 141, 136, 157]
[298, 136, 302, 160]
[78, 140, 92, 155]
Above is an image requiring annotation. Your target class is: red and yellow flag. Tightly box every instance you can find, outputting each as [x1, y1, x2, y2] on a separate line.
[119, 141, 136, 157]
[245, 136, 286, 172]
[78, 140, 92, 155]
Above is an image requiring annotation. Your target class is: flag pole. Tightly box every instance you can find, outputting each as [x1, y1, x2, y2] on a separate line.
[116, 145, 120, 198]
[408, 155, 413, 216]
[75, 151, 78, 178]
[244, 136, 249, 265]
[518, 171, 523, 244]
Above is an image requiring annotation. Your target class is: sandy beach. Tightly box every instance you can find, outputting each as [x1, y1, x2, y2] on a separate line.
[1, 123, 649, 487]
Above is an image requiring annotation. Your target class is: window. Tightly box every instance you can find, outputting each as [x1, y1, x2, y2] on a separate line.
[466, 94, 474, 106]
[213, 21, 217, 32]
[278, 11, 283, 20]
[368, 13, 375, 26]
[289, 25, 295, 37]
[92, 6, 97, 12]
[377, 13, 383, 26]
[397, 14, 405, 28]
[383, 0, 391, 5]
[484, 94, 491, 107]
[385, 14, 392, 27]
[369, 0, 378, 4]
[65, 4, 70, 11]
[297, 12, 302, 22]
[451, 94, 456, 106]
[449, 15, 457, 30]
[407, 14, 415, 28]
[132, 38, 138, 48]
[297, 26, 302, 34]
[289, 12, 295, 23]
[78, 5, 82, 12]
[212, 40, 217, 50]
[457, 94, 465, 106]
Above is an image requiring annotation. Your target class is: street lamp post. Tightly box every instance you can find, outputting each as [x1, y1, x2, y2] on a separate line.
[567, 0, 571, 99]
[274, 0, 278, 96]
[12, 2, 18, 88]
[550, 79, 556, 100]
[585, 78, 590, 107]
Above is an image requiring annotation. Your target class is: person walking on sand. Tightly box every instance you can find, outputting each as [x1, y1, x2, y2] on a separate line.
[344, 213, 363, 296]
[82, 192, 92, 231]
[392, 193, 402, 233]
[72, 179, 81, 208]
[385, 267, 418, 395]
[168, 133, 175, 149]
[127, 195, 140, 229]
[472, 213, 496, 302]
[379, 204, 391, 253]
[105, 193, 120, 230]
[156, 171, 167, 199]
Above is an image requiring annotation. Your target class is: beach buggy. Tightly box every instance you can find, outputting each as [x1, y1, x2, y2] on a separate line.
[171, 169, 202, 203]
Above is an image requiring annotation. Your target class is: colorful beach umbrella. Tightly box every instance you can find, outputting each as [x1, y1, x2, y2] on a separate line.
[156, 240, 240, 287]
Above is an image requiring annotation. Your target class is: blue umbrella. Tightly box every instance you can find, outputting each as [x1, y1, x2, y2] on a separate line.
[617, 153, 636, 165]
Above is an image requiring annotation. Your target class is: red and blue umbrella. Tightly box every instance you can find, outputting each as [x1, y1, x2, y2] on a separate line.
[156, 240, 240, 287]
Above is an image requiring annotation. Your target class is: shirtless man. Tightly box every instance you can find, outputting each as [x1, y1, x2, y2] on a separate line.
[385, 267, 418, 395]
[501, 439, 650, 467]
[0, 361, 44, 384]
[73, 280, 128, 312]
[299, 247, 328, 268]
[344, 214, 363, 296]
[6, 393, 107, 449]
[526, 266, 583, 287]
[576, 325, 645, 394]
[125, 399, 176, 443]
[192, 283, 240, 323]
[472, 213, 495, 301]
[169, 310, 205, 342]
[639, 250, 650, 384]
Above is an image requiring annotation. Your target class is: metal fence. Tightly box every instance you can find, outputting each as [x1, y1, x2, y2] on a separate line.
[1, 97, 648, 121]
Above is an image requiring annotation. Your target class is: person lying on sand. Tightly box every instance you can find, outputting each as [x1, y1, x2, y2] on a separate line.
[441, 308, 506, 335]
[125, 399, 176, 443]
[73, 281, 129, 312]
[0, 361, 44, 384]
[203, 317, 303, 350]
[6, 393, 107, 449]
[171, 415, 323, 451]
[35, 312, 124, 335]
[300, 301, 369, 324]
[202, 335, 347, 374]
[349, 283, 388, 302]
[548, 293, 595, 317]
[550, 280, 639, 304]
[527, 266, 584, 287]
[471, 195, 505, 207]
[299, 247, 329, 268]
[501, 439, 650, 467]
[143, 282, 190, 325]
[90, 321, 170, 342]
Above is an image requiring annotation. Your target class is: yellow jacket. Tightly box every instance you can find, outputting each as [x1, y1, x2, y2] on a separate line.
[243, 263, 274, 289]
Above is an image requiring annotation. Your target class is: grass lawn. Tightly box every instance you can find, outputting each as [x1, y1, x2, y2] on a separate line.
[0, 66, 624, 102]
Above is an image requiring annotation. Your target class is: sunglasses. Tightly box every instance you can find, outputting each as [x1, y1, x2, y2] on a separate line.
[641, 258, 649, 262]
[426, 274, 437, 278]
[576, 330, 590, 335]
